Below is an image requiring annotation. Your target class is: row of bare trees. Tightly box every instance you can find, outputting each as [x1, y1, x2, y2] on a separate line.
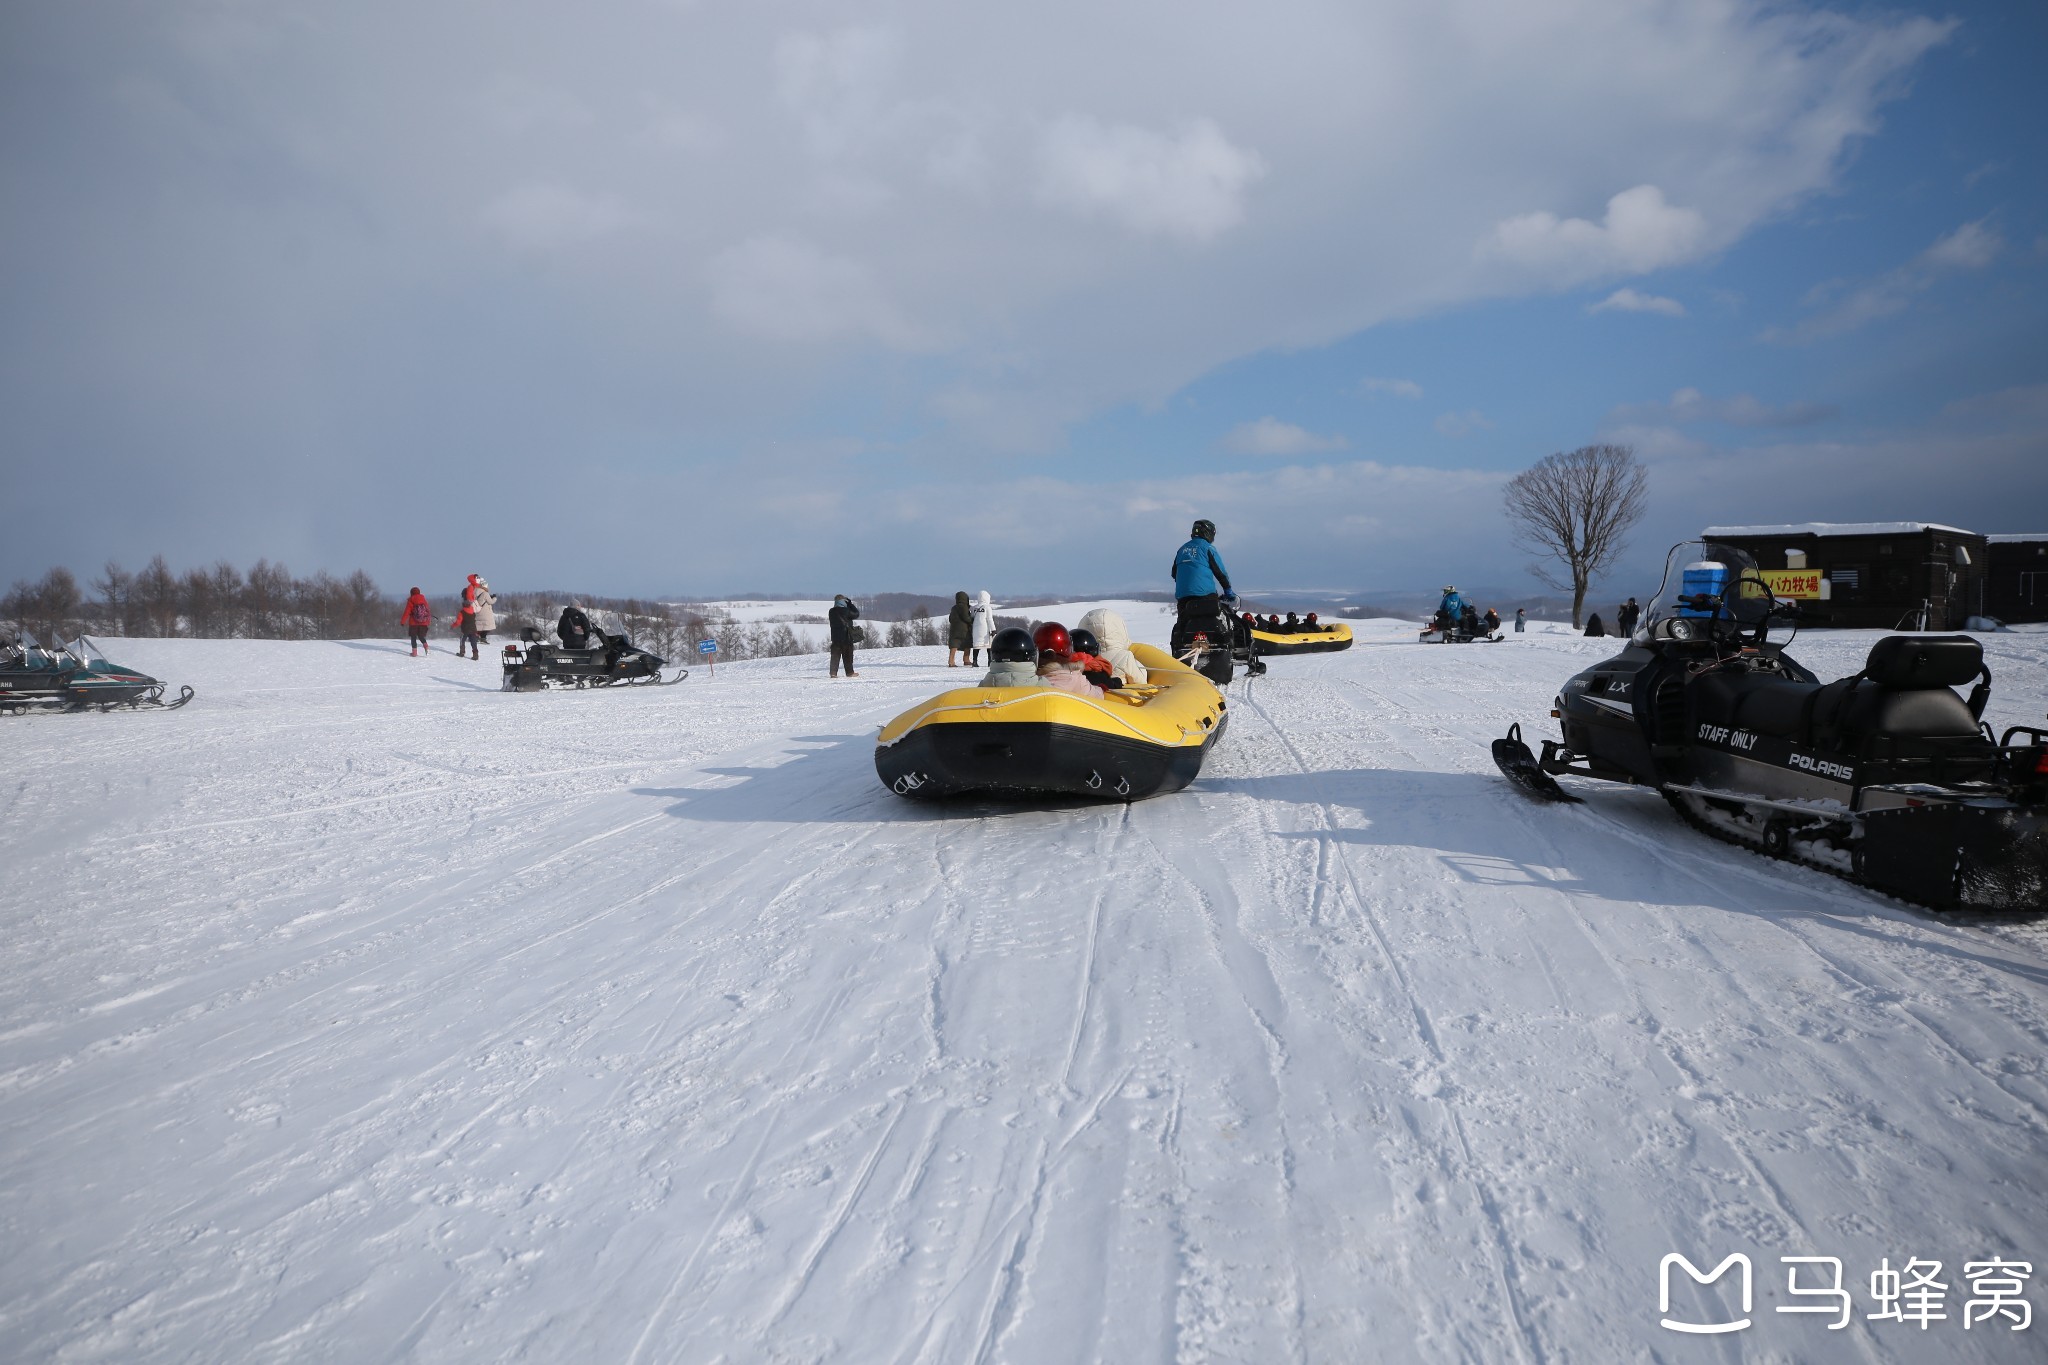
[3, 558, 390, 644]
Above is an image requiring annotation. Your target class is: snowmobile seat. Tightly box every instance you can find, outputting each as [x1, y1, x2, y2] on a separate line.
[1691, 669, 1819, 738]
[1859, 634, 1983, 691]
[1732, 680, 1822, 737]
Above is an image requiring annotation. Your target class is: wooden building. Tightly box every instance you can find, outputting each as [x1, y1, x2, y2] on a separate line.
[1985, 533, 2048, 624]
[1699, 523, 1989, 630]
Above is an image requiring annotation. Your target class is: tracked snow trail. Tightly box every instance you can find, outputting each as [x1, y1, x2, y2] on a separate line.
[3, 620, 2046, 1362]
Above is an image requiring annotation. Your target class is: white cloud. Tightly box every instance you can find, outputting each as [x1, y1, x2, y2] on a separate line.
[775, 26, 903, 159]
[1486, 185, 1708, 286]
[1588, 288, 1686, 317]
[1608, 387, 1836, 429]
[1035, 116, 1265, 243]
[1219, 416, 1348, 456]
[707, 235, 930, 348]
[1, 1, 1968, 593]
[1358, 376, 1423, 399]
[1434, 410, 1493, 437]
[479, 182, 637, 251]
[1765, 219, 2004, 343]
[1942, 383, 2048, 424]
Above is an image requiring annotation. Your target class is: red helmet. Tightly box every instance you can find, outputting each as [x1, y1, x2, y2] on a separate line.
[1032, 621, 1071, 655]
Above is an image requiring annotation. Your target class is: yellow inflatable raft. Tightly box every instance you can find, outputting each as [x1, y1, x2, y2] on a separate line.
[875, 644, 1227, 800]
[1249, 622, 1353, 656]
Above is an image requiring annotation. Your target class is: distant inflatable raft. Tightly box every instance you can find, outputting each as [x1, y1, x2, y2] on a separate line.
[876, 643, 1227, 801]
[1249, 622, 1353, 656]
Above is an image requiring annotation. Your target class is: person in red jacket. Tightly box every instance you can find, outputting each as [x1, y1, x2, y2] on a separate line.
[400, 588, 432, 656]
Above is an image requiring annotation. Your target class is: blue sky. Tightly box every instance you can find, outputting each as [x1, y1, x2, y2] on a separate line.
[2, 1, 2043, 601]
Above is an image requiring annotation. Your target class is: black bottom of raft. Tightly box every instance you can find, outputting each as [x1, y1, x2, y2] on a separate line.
[1251, 633, 1351, 656]
[876, 715, 1228, 802]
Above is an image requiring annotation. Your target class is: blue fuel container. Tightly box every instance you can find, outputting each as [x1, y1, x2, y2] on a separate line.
[1678, 560, 1729, 617]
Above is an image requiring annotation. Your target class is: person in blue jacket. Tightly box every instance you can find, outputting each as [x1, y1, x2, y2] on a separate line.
[1433, 584, 1466, 636]
[1170, 519, 1236, 673]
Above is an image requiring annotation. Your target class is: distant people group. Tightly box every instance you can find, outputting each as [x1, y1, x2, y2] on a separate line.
[396, 573, 495, 657]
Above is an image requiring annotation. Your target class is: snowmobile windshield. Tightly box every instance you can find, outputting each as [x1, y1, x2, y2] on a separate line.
[62, 637, 110, 667]
[15, 632, 60, 668]
[1641, 541, 1774, 638]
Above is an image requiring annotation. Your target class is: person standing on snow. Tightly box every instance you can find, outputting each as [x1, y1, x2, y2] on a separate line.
[968, 590, 994, 666]
[1170, 518, 1235, 656]
[828, 595, 861, 678]
[452, 586, 478, 659]
[400, 587, 432, 656]
[1616, 596, 1640, 636]
[469, 575, 497, 649]
[946, 591, 973, 668]
[1514, 607, 1526, 633]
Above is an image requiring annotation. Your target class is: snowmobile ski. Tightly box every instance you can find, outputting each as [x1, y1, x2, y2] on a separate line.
[1492, 723, 1582, 803]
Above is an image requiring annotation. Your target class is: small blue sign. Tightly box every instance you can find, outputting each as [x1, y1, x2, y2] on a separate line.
[697, 639, 718, 655]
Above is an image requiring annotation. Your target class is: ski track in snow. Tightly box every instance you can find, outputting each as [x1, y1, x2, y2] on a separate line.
[3, 616, 2046, 1363]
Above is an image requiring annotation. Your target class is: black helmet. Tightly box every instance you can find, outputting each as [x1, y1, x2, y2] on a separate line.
[1191, 518, 1216, 542]
[1069, 627, 1100, 656]
[989, 627, 1036, 663]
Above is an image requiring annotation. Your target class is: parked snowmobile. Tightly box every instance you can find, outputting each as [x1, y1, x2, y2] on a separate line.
[501, 621, 686, 692]
[0, 633, 194, 714]
[1493, 541, 2048, 912]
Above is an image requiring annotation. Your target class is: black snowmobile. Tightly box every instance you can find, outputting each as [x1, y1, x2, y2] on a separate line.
[0, 633, 194, 714]
[501, 608, 686, 692]
[1494, 541, 2048, 912]
[1421, 605, 1502, 643]
[1171, 601, 1266, 685]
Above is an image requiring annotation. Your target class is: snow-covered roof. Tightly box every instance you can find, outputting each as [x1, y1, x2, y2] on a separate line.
[1986, 533, 2048, 544]
[1701, 522, 1976, 539]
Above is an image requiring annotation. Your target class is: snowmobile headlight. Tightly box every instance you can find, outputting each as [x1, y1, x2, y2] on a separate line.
[1667, 620, 1693, 641]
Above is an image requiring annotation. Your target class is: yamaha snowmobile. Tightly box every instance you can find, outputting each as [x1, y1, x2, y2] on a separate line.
[0, 633, 194, 714]
[501, 622, 685, 692]
[1493, 541, 2048, 913]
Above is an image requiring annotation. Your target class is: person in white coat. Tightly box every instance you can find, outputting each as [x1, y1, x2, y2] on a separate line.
[1075, 608, 1147, 685]
[471, 576, 497, 643]
[968, 590, 995, 665]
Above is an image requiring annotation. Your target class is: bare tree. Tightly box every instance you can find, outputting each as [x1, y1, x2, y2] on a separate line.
[135, 555, 181, 636]
[92, 560, 136, 635]
[3, 567, 83, 642]
[1503, 444, 1648, 629]
[244, 559, 295, 638]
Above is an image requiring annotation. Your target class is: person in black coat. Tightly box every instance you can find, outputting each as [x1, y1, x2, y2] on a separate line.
[828, 595, 861, 677]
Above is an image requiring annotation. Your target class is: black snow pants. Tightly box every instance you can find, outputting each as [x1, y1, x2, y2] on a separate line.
[830, 642, 857, 676]
[408, 627, 429, 651]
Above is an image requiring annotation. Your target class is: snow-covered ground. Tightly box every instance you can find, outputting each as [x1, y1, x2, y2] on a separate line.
[4, 614, 2046, 1363]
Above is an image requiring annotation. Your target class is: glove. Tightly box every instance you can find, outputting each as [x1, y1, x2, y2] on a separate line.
[1221, 592, 1237, 606]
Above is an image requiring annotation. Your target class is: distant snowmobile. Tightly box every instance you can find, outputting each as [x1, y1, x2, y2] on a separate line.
[0, 634, 194, 714]
[1493, 540, 2048, 912]
[1419, 607, 1502, 644]
[501, 619, 685, 691]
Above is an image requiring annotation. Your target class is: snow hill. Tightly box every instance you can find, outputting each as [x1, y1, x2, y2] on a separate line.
[4, 612, 2046, 1362]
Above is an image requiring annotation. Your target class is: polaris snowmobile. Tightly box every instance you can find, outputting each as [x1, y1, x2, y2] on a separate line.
[0, 633, 194, 714]
[1493, 540, 2048, 913]
[500, 614, 685, 692]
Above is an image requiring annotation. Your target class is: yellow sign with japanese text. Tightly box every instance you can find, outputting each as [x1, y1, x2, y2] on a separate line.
[1759, 569, 1825, 600]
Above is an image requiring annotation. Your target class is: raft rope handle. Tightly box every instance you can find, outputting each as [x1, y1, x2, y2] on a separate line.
[888, 688, 1213, 747]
